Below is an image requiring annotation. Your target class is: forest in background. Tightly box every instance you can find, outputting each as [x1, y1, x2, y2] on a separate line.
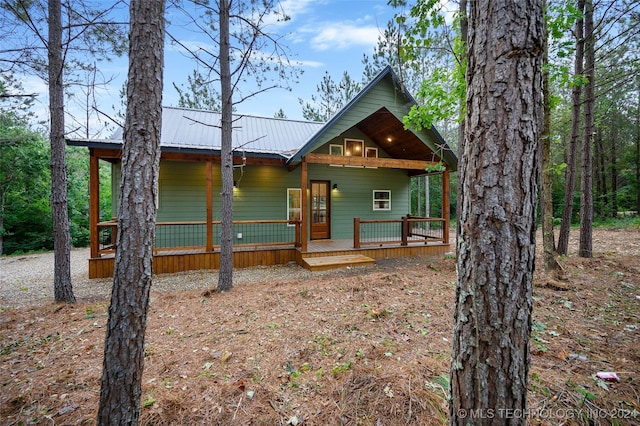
[1, 0, 639, 256]
[0, 73, 113, 255]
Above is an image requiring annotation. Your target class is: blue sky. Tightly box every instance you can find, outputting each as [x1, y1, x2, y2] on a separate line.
[20, 0, 398, 136]
[65, 0, 398, 136]
[162, 0, 396, 120]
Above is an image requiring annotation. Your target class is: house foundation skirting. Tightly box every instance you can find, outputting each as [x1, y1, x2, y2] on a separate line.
[87, 243, 451, 279]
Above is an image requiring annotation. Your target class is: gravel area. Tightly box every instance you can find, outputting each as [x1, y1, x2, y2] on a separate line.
[0, 248, 326, 309]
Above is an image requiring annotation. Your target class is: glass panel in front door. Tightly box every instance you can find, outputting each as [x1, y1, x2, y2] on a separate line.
[312, 182, 327, 224]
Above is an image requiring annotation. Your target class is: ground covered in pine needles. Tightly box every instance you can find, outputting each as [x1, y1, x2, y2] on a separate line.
[1, 228, 639, 425]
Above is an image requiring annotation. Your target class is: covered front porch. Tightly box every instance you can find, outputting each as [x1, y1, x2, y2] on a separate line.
[87, 215, 451, 278]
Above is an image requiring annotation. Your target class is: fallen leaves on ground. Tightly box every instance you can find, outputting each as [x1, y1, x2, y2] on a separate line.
[1, 228, 639, 425]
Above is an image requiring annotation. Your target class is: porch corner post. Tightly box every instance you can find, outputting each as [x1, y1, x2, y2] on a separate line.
[206, 160, 214, 252]
[301, 158, 308, 252]
[401, 216, 408, 246]
[294, 221, 301, 247]
[442, 169, 450, 244]
[89, 149, 100, 258]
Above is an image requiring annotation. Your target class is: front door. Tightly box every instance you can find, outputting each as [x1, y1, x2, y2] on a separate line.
[310, 180, 330, 240]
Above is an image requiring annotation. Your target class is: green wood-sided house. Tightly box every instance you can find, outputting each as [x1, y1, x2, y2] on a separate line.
[69, 66, 457, 278]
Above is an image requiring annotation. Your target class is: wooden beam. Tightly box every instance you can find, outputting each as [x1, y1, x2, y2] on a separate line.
[206, 160, 213, 252]
[442, 169, 450, 244]
[306, 153, 437, 170]
[301, 158, 308, 252]
[92, 148, 122, 160]
[90, 147, 286, 167]
[89, 150, 100, 258]
[159, 151, 286, 167]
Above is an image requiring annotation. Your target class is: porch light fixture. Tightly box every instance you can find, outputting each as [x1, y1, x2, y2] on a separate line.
[333, 183, 338, 190]
[233, 180, 237, 188]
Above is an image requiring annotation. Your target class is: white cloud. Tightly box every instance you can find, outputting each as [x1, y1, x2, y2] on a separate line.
[18, 74, 48, 98]
[310, 22, 382, 51]
[241, 0, 321, 30]
[276, 0, 319, 22]
[296, 59, 324, 68]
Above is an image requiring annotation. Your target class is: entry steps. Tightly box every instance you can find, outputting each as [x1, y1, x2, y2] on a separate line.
[302, 254, 375, 271]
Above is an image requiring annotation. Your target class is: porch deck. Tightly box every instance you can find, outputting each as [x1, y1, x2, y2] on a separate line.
[87, 237, 452, 279]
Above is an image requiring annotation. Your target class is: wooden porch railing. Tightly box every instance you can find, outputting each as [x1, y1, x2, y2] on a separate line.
[353, 216, 448, 249]
[94, 219, 301, 257]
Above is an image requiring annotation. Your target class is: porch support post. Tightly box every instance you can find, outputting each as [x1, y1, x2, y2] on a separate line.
[301, 158, 308, 252]
[206, 160, 213, 252]
[89, 149, 100, 258]
[442, 169, 450, 244]
[401, 216, 408, 246]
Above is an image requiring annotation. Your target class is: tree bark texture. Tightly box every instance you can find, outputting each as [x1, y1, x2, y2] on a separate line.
[594, 131, 606, 215]
[97, 0, 164, 424]
[541, 0, 560, 271]
[579, 0, 594, 258]
[636, 81, 640, 214]
[0, 195, 4, 255]
[611, 125, 618, 214]
[218, 0, 234, 292]
[457, 0, 468, 152]
[450, 1, 543, 424]
[557, 0, 585, 256]
[48, 0, 75, 303]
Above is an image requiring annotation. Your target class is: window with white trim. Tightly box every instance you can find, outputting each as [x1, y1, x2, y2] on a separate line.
[373, 190, 391, 211]
[287, 188, 302, 224]
[345, 138, 364, 156]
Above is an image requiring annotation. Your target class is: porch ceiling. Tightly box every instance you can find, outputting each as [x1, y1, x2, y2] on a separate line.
[355, 108, 438, 162]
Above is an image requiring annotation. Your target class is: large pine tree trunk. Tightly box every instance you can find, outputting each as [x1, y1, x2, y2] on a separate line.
[636, 84, 640, 214]
[457, 0, 468, 152]
[450, 0, 543, 424]
[97, 0, 165, 423]
[611, 122, 619, 215]
[0, 196, 4, 256]
[217, 0, 234, 292]
[541, 0, 560, 271]
[557, 0, 585, 256]
[594, 131, 606, 216]
[48, 0, 75, 303]
[579, 0, 594, 258]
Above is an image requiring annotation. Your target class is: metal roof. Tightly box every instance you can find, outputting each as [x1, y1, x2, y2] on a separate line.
[107, 106, 324, 157]
[69, 68, 457, 170]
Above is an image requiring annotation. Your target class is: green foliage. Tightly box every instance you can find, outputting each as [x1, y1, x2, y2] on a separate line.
[0, 111, 52, 254]
[0, 106, 106, 254]
[593, 216, 640, 229]
[173, 69, 221, 112]
[403, 66, 463, 131]
[545, 1, 589, 89]
[546, 1, 584, 40]
[273, 108, 287, 119]
[388, 0, 466, 134]
[0, 73, 35, 124]
[67, 147, 90, 247]
[299, 71, 362, 122]
[143, 392, 157, 408]
[330, 360, 353, 376]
